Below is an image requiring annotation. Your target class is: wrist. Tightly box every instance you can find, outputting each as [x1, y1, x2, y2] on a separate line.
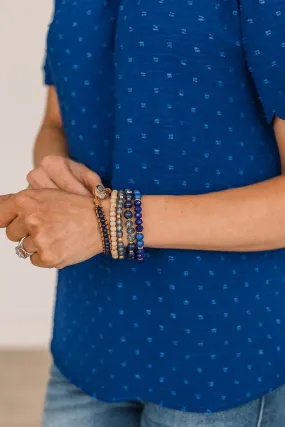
[97, 188, 146, 260]
[142, 195, 164, 249]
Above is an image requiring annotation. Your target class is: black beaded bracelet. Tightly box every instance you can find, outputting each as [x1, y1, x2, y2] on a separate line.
[93, 185, 111, 256]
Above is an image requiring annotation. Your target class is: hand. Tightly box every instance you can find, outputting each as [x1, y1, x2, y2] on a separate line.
[27, 155, 101, 196]
[0, 189, 109, 269]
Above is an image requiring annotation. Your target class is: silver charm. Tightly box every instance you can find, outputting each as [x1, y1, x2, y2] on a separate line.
[94, 184, 110, 200]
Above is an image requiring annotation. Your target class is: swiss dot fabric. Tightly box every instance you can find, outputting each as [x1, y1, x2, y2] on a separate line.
[44, 0, 285, 413]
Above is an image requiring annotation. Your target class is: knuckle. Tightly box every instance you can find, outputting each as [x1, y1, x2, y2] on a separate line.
[86, 169, 101, 184]
[26, 170, 33, 183]
[25, 213, 41, 228]
[41, 154, 64, 170]
[40, 250, 57, 266]
[77, 161, 88, 170]
[14, 191, 30, 208]
[40, 155, 54, 168]
[26, 171, 36, 186]
[26, 169, 40, 184]
[88, 169, 99, 179]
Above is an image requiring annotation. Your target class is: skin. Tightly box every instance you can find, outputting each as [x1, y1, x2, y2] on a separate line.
[1, 87, 285, 268]
[2, 190, 105, 269]
[30, 88, 101, 196]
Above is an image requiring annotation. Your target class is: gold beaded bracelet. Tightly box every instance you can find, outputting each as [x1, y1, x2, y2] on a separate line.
[110, 190, 119, 259]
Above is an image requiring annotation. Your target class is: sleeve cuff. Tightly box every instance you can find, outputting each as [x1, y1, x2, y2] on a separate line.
[43, 55, 54, 86]
[257, 83, 285, 124]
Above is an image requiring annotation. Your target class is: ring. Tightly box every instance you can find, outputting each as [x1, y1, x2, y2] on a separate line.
[15, 237, 34, 259]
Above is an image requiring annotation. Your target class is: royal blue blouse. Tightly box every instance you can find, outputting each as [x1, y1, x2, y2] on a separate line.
[44, 0, 285, 413]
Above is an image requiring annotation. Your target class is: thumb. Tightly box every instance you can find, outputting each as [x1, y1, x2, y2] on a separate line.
[66, 160, 102, 194]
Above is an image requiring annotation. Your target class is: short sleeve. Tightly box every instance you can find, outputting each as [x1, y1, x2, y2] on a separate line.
[240, 0, 285, 123]
[42, 0, 61, 86]
[43, 53, 53, 86]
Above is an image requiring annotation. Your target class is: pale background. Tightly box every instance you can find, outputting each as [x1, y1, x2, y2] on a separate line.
[0, 0, 55, 348]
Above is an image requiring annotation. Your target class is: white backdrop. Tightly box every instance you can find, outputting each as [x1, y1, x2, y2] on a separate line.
[0, 1, 56, 347]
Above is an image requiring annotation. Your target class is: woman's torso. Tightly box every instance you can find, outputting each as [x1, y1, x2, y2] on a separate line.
[46, 0, 285, 413]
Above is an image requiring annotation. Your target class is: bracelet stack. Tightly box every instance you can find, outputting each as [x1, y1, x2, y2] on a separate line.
[93, 184, 145, 262]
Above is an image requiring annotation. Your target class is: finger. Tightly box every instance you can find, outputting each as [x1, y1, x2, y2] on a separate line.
[0, 194, 13, 204]
[27, 169, 58, 190]
[6, 217, 28, 242]
[30, 253, 55, 269]
[0, 194, 17, 228]
[41, 157, 91, 196]
[21, 235, 37, 254]
[67, 160, 102, 194]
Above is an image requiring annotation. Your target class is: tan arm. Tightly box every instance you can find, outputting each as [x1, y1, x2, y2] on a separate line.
[143, 118, 285, 252]
[34, 86, 68, 167]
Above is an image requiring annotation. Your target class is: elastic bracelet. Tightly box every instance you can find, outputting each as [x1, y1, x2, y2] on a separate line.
[110, 190, 118, 259]
[124, 189, 136, 260]
[93, 184, 111, 256]
[117, 190, 126, 259]
[134, 189, 145, 262]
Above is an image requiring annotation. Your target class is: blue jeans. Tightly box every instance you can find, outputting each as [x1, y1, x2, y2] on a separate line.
[42, 365, 285, 427]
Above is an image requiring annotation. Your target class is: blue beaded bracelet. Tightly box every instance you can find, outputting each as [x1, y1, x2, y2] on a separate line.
[133, 189, 145, 262]
[124, 189, 136, 260]
[117, 190, 126, 260]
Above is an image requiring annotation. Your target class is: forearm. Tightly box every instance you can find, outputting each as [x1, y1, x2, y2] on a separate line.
[143, 176, 285, 252]
[34, 124, 69, 167]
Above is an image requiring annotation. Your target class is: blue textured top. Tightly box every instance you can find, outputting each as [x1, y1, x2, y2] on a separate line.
[44, 0, 285, 413]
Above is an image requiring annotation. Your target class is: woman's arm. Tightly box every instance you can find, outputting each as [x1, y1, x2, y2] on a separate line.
[143, 118, 285, 252]
[28, 87, 101, 195]
[2, 120, 285, 270]
[33, 86, 68, 167]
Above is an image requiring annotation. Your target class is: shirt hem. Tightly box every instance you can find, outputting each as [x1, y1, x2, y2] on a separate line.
[51, 351, 285, 414]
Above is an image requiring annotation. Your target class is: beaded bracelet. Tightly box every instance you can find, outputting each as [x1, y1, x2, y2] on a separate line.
[93, 185, 111, 256]
[110, 190, 118, 259]
[124, 189, 136, 260]
[133, 189, 145, 262]
[117, 190, 126, 259]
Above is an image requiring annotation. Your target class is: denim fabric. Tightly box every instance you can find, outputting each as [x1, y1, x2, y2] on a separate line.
[42, 365, 285, 427]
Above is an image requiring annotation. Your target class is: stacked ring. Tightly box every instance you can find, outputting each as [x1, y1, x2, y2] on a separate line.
[117, 190, 126, 259]
[110, 190, 118, 259]
[134, 189, 145, 262]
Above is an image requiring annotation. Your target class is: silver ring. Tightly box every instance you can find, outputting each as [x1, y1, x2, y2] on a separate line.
[15, 237, 34, 259]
